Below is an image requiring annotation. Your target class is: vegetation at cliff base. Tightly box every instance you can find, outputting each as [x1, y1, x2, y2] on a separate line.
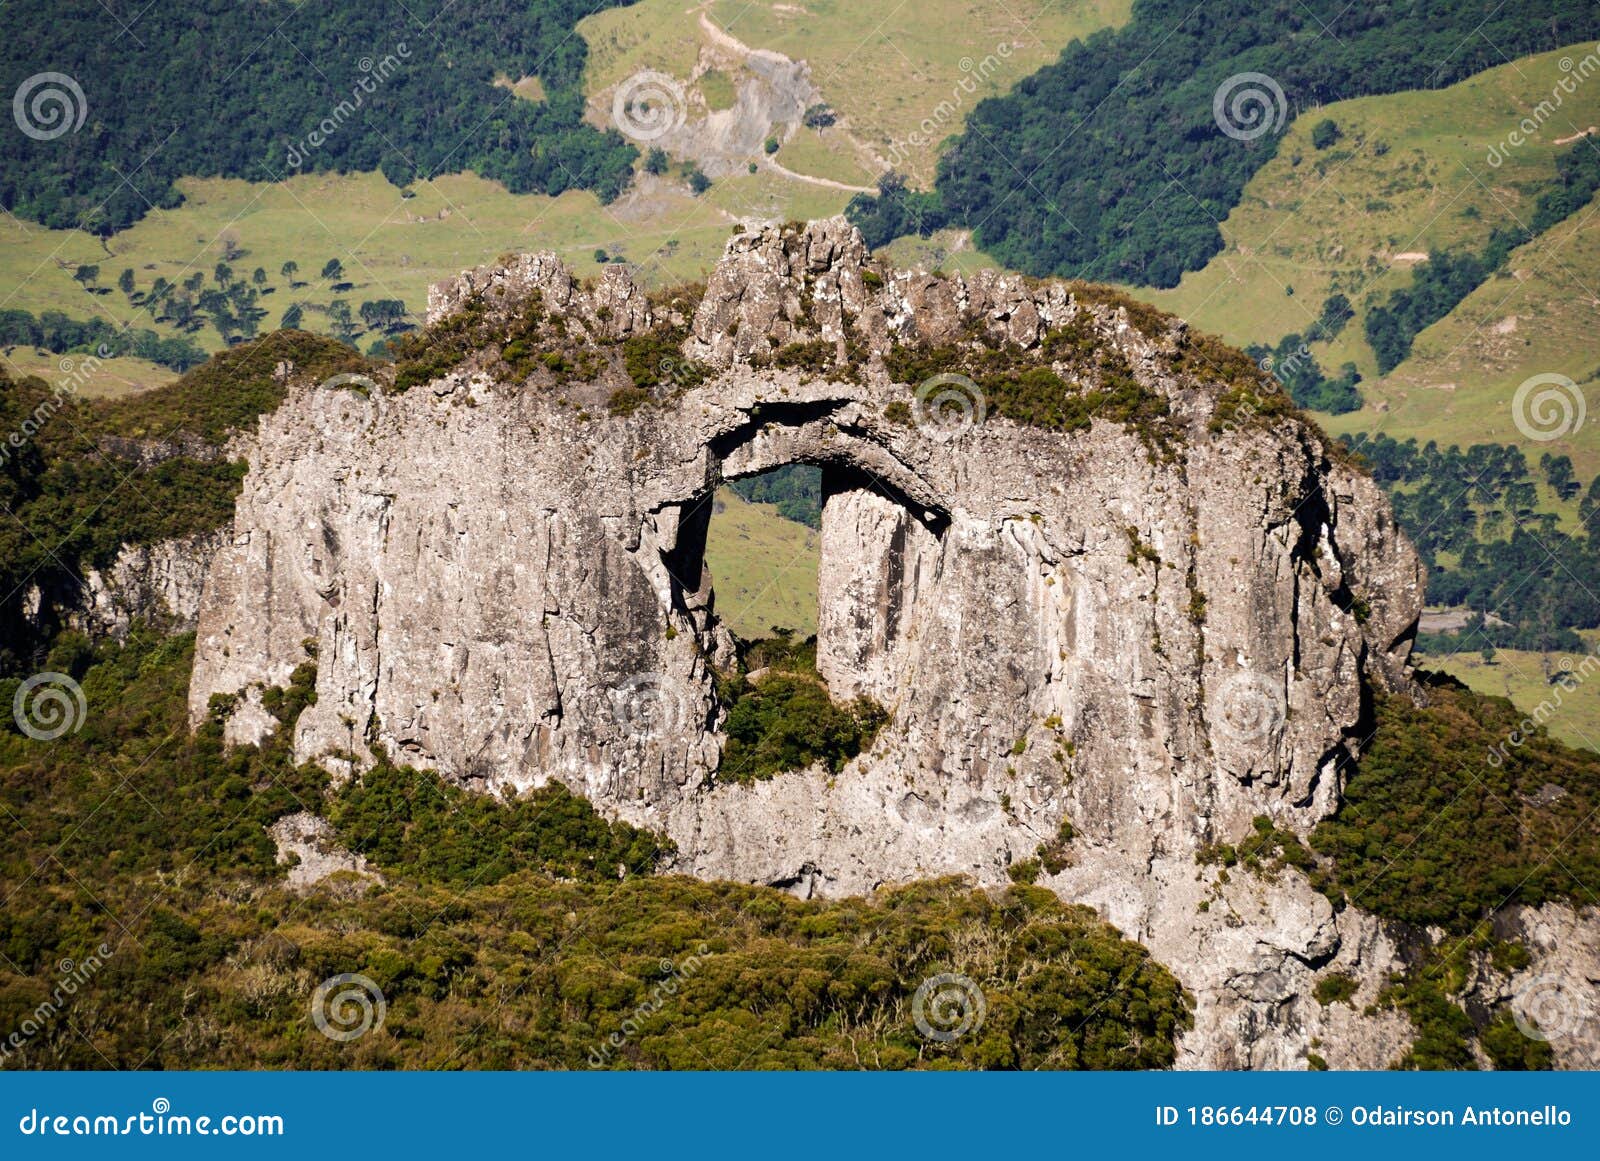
[0, 333, 367, 668]
[0, 627, 1189, 1070]
[330, 766, 671, 885]
[715, 634, 887, 784]
[1310, 676, 1600, 933]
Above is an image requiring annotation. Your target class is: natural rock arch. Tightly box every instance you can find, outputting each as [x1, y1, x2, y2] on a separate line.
[191, 219, 1426, 1067]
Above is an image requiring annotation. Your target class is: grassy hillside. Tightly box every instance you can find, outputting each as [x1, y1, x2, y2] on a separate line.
[703, 488, 820, 640]
[1125, 44, 1600, 473]
[1321, 190, 1600, 479]
[0, 169, 846, 398]
[1135, 46, 1600, 358]
[1416, 636, 1600, 754]
[580, 0, 1133, 185]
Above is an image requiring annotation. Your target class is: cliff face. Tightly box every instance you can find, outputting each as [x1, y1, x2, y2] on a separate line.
[190, 219, 1439, 1066]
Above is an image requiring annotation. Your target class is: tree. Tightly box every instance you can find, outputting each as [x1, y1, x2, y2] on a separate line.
[643, 148, 668, 176]
[802, 103, 835, 129]
[358, 299, 407, 333]
[321, 258, 345, 282]
[1311, 118, 1341, 149]
[214, 262, 233, 286]
[687, 167, 712, 195]
[764, 136, 780, 154]
[281, 261, 299, 286]
[72, 264, 99, 290]
[252, 267, 268, 286]
[328, 298, 357, 342]
[144, 278, 171, 316]
[117, 268, 136, 297]
[1540, 453, 1579, 501]
[280, 303, 305, 330]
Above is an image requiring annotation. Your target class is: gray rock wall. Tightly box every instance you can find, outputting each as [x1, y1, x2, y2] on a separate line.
[187, 219, 1598, 1068]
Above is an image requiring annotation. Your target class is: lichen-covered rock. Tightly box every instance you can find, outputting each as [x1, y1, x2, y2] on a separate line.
[191, 218, 1437, 1067]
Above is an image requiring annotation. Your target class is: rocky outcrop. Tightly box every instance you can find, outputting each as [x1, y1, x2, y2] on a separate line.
[269, 811, 382, 894]
[189, 218, 1452, 1067]
[65, 530, 226, 640]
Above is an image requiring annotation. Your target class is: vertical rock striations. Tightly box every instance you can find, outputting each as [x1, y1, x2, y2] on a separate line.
[192, 219, 1441, 1066]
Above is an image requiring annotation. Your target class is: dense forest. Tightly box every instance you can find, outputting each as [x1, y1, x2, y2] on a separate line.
[849, 0, 1600, 286]
[1343, 433, 1600, 649]
[0, 0, 640, 234]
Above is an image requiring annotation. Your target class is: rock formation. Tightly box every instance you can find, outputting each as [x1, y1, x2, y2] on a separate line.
[184, 218, 1585, 1068]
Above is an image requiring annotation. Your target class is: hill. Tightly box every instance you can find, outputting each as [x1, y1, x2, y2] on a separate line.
[703, 487, 820, 641]
[858, 0, 1600, 286]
